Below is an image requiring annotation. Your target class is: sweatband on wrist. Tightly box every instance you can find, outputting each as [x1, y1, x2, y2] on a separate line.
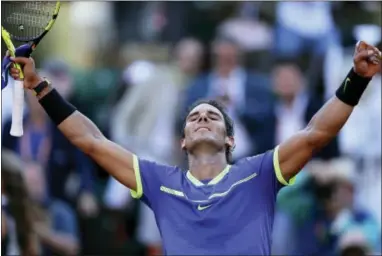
[335, 68, 371, 106]
[33, 80, 49, 96]
[39, 89, 76, 125]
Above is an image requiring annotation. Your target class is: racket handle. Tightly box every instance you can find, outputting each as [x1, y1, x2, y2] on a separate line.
[10, 80, 24, 137]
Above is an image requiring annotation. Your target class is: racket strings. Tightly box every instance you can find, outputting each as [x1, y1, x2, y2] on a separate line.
[2, 2, 56, 41]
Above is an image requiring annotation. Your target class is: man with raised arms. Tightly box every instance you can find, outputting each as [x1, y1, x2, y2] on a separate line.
[8, 41, 381, 255]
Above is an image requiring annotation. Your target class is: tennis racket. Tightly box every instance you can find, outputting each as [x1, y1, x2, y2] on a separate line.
[2, 1, 61, 137]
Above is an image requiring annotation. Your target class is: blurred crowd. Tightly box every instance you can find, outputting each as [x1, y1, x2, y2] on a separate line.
[1, 2, 381, 256]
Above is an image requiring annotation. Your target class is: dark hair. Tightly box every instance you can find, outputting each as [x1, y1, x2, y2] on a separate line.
[181, 99, 235, 163]
[2, 149, 36, 255]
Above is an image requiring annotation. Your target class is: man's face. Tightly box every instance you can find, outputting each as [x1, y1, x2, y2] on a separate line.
[176, 41, 202, 75]
[272, 64, 303, 99]
[181, 103, 233, 153]
[213, 41, 239, 73]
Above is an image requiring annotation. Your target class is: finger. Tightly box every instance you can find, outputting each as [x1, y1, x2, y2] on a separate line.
[10, 73, 20, 80]
[354, 49, 374, 62]
[369, 56, 380, 65]
[371, 46, 382, 59]
[355, 41, 366, 55]
[356, 41, 368, 52]
[362, 43, 380, 57]
[366, 45, 381, 64]
[10, 63, 20, 69]
[10, 67, 20, 74]
[10, 69, 20, 76]
[9, 56, 30, 65]
[369, 53, 380, 65]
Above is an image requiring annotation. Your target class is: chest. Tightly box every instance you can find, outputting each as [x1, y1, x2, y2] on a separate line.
[154, 172, 272, 236]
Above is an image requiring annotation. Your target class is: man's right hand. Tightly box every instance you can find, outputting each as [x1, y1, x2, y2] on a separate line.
[9, 55, 43, 89]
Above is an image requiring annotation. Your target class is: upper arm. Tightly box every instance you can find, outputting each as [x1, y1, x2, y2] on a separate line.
[56, 111, 137, 191]
[88, 138, 137, 191]
[89, 138, 174, 209]
[277, 130, 315, 182]
[278, 96, 354, 180]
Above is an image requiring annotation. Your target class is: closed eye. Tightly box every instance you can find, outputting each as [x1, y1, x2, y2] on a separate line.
[187, 110, 222, 122]
[208, 111, 220, 120]
[187, 112, 199, 122]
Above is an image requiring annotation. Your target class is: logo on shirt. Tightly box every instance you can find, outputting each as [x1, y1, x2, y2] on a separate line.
[197, 204, 212, 211]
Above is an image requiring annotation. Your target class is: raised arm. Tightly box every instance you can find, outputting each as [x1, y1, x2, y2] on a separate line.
[9, 57, 137, 191]
[277, 41, 381, 182]
[56, 111, 136, 190]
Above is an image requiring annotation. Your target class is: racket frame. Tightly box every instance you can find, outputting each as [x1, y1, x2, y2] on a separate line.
[6, 1, 61, 45]
[1, 1, 61, 137]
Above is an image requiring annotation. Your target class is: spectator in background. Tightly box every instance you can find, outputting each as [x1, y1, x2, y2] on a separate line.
[24, 160, 79, 256]
[2, 59, 98, 219]
[2, 149, 38, 256]
[174, 38, 204, 87]
[181, 36, 274, 161]
[270, 58, 340, 159]
[287, 159, 380, 255]
[273, 2, 340, 59]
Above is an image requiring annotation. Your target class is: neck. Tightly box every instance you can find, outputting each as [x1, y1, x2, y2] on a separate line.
[188, 147, 227, 181]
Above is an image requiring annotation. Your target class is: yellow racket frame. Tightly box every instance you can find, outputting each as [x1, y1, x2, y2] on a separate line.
[1, 27, 24, 79]
[1, 1, 61, 78]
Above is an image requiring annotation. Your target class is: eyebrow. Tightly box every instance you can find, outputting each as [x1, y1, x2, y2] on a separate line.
[187, 110, 221, 119]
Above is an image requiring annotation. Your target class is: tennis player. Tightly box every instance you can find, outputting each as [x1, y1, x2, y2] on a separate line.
[8, 41, 381, 255]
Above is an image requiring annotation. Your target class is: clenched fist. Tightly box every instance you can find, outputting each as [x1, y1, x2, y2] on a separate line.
[353, 41, 381, 78]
